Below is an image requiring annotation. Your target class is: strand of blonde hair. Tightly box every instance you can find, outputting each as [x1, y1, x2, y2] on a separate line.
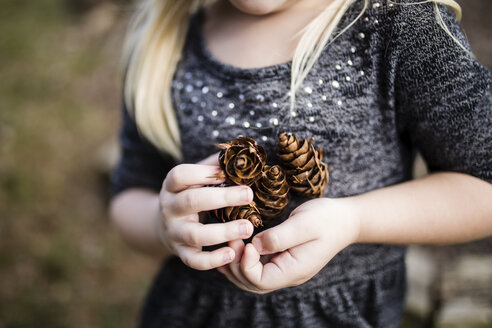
[123, 0, 205, 160]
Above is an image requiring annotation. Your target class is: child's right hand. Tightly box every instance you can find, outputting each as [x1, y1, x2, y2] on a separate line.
[157, 157, 254, 271]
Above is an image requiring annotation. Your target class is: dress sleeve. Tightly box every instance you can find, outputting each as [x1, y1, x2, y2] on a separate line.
[110, 101, 177, 197]
[394, 3, 492, 183]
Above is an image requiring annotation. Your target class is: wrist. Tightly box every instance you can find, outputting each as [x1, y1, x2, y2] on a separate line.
[334, 197, 362, 245]
[318, 197, 361, 246]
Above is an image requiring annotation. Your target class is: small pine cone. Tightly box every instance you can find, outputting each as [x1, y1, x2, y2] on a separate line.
[217, 137, 267, 186]
[254, 165, 290, 221]
[277, 132, 329, 198]
[213, 203, 263, 228]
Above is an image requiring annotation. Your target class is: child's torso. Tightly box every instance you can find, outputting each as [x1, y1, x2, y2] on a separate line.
[170, 1, 409, 280]
[172, 2, 413, 201]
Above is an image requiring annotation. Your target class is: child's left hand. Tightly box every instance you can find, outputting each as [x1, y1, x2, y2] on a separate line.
[217, 198, 360, 294]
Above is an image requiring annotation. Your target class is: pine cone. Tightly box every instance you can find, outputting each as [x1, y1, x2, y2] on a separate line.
[277, 132, 329, 198]
[217, 137, 267, 186]
[213, 203, 263, 228]
[254, 165, 290, 221]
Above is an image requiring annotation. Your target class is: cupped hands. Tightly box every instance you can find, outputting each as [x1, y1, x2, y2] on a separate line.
[218, 198, 361, 294]
[157, 153, 255, 271]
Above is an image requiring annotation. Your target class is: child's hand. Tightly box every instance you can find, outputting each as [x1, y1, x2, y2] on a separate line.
[217, 198, 360, 294]
[158, 154, 254, 271]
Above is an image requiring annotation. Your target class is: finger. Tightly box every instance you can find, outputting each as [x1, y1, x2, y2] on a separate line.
[168, 185, 253, 216]
[198, 152, 220, 165]
[228, 239, 246, 264]
[251, 213, 318, 255]
[171, 220, 253, 247]
[271, 240, 326, 286]
[242, 241, 323, 290]
[176, 245, 234, 271]
[240, 245, 293, 290]
[240, 243, 281, 290]
[164, 164, 224, 193]
[228, 260, 261, 292]
[227, 240, 262, 290]
[218, 265, 257, 293]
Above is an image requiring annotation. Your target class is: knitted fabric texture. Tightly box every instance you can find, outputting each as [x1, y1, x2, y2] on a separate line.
[110, 0, 491, 327]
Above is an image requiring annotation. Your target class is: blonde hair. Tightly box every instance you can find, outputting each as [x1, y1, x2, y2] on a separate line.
[123, 0, 462, 160]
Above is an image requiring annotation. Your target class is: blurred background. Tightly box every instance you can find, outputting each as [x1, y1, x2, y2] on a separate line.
[0, 0, 490, 327]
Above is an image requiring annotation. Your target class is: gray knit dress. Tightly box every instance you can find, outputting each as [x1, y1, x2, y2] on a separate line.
[110, 0, 492, 327]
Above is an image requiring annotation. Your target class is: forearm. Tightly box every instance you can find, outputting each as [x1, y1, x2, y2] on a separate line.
[109, 188, 168, 258]
[351, 172, 492, 245]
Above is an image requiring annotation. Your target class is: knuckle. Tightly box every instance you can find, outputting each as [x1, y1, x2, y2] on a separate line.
[161, 201, 177, 221]
[164, 221, 178, 240]
[159, 217, 170, 235]
[161, 206, 171, 225]
[264, 231, 280, 252]
[183, 191, 199, 213]
[182, 192, 193, 209]
[166, 164, 187, 190]
[159, 192, 171, 212]
[223, 187, 241, 205]
[173, 164, 186, 177]
[188, 256, 207, 271]
[178, 251, 201, 270]
[184, 228, 200, 247]
[188, 260, 200, 270]
[186, 260, 198, 269]
[165, 241, 176, 254]
[166, 167, 180, 188]
[225, 222, 239, 239]
[180, 254, 191, 268]
[253, 280, 269, 291]
[222, 188, 235, 205]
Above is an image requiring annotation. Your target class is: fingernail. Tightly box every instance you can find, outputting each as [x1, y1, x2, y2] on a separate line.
[240, 187, 253, 203]
[223, 250, 234, 263]
[252, 238, 263, 253]
[239, 222, 251, 237]
[215, 168, 226, 180]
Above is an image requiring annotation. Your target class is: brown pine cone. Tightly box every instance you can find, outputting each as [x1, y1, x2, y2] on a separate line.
[277, 132, 329, 198]
[213, 203, 263, 228]
[254, 165, 290, 221]
[217, 137, 267, 186]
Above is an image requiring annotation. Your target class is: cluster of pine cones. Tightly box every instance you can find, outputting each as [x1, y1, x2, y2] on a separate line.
[210, 133, 329, 228]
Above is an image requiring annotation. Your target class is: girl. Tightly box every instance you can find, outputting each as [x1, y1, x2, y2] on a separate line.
[109, 0, 492, 326]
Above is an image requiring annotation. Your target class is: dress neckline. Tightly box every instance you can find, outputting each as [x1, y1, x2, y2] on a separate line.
[189, 9, 293, 81]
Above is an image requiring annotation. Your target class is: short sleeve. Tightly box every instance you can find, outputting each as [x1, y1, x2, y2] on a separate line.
[394, 3, 492, 183]
[110, 101, 177, 197]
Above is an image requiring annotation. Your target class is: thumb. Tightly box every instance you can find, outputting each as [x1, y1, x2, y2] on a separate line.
[228, 239, 245, 264]
[252, 214, 316, 255]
